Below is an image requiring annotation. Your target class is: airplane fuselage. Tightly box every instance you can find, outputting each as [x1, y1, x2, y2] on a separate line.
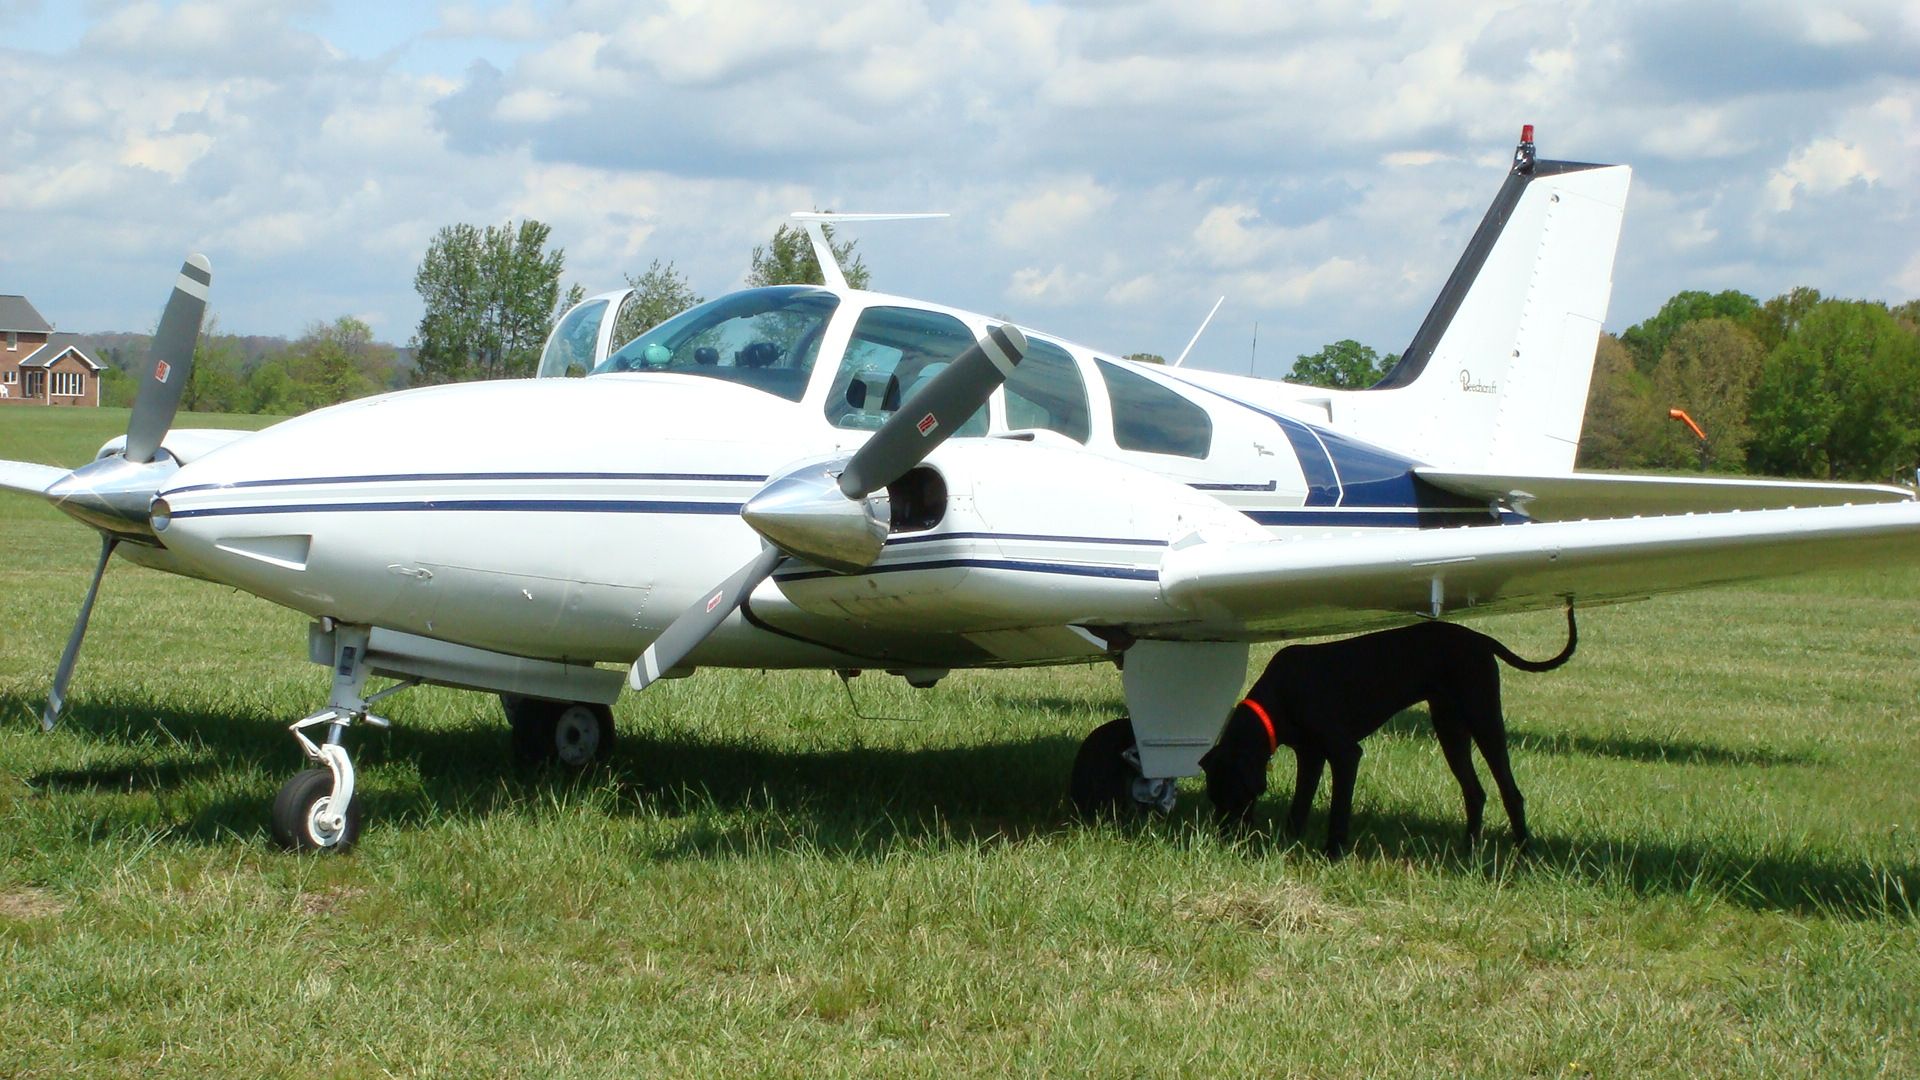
[142, 286, 1494, 676]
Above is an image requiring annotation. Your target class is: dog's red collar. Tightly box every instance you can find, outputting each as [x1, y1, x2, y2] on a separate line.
[1240, 698, 1277, 754]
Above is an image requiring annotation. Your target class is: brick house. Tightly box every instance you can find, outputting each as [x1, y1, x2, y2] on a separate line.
[2, 295, 102, 407]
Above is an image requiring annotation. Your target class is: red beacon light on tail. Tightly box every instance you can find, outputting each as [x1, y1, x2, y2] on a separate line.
[1514, 123, 1537, 173]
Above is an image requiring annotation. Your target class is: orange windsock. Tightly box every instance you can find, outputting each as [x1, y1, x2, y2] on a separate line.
[1668, 408, 1706, 441]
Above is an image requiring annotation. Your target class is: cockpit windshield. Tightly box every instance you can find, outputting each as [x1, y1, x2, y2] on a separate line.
[591, 286, 838, 402]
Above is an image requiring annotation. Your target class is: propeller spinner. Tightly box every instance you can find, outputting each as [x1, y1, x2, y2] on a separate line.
[630, 323, 1028, 690]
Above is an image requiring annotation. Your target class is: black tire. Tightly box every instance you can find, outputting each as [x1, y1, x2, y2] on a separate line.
[508, 697, 615, 769]
[1069, 716, 1142, 820]
[271, 768, 362, 853]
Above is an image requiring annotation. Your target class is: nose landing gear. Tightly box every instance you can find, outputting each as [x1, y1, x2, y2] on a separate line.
[273, 623, 412, 854]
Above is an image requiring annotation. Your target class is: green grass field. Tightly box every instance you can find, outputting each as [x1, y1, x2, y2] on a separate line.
[3, 408, 1917, 1077]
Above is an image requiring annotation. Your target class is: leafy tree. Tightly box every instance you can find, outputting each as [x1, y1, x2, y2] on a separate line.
[1286, 339, 1395, 389]
[411, 220, 580, 383]
[1747, 299, 1920, 480]
[1893, 298, 1920, 334]
[97, 366, 136, 408]
[1650, 318, 1765, 471]
[1618, 289, 1760, 372]
[1127, 352, 1167, 365]
[1577, 333, 1665, 469]
[748, 222, 870, 289]
[1746, 286, 1823, 354]
[293, 317, 390, 408]
[183, 316, 249, 414]
[610, 259, 704, 348]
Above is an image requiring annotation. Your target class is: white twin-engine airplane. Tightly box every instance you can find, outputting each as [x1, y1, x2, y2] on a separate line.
[6, 130, 1918, 852]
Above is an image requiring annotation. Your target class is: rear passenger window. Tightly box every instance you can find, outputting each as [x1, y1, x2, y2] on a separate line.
[1004, 338, 1090, 443]
[1096, 359, 1212, 459]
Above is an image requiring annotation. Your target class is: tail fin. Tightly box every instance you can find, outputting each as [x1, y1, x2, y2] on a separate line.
[1342, 130, 1631, 473]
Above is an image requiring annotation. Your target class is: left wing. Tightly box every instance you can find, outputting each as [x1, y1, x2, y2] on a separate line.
[1160, 501, 1920, 636]
[0, 460, 66, 498]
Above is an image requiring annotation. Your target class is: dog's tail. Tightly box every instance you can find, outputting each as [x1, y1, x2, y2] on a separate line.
[1489, 602, 1577, 672]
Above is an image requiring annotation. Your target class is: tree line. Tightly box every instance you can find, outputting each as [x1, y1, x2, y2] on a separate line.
[1284, 290, 1920, 484]
[84, 218, 858, 414]
[96, 211, 1920, 488]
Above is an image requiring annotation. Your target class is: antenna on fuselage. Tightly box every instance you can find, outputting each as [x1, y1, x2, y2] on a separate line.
[1171, 296, 1226, 368]
[790, 211, 950, 291]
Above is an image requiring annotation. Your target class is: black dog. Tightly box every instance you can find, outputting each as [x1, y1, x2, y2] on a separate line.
[1200, 605, 1576, 858]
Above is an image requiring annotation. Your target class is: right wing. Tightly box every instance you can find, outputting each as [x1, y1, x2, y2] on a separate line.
[1418, 468, 1915, 522]
[1160, 501, 1920, 637]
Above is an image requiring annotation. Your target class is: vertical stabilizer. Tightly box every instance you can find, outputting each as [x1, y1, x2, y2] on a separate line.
[1346, 133, 1631, 473]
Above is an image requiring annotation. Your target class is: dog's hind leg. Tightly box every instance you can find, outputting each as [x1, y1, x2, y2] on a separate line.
[1322, 745, 1363, 859]
[1287, 749, 1324, 838]
[1431, 706, 1488, 842]
[1469, 717, 1528, 851]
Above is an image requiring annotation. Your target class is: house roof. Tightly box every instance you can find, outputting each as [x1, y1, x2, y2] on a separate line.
[18, 333, 103, 371]
[0, 295, 53, 333]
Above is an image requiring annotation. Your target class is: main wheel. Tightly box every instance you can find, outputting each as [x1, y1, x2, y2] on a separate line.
[1070, 716, 1145, 820]
[272, 768, 362, 853]
[508, 698, 616, 768]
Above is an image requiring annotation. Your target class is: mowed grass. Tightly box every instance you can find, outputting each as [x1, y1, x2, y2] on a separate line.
[2, 408, 1917, 1077]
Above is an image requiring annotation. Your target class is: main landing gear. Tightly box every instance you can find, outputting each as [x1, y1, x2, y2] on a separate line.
[1069, 717, 1178, 820]
[504, 696, 616, 769]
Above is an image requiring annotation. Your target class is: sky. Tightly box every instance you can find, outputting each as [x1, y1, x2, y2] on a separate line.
[1, 0, 1915, 379]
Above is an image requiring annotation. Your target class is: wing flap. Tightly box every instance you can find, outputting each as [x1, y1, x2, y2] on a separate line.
[0, 459, 67, 497]
[1418, 468, 1913, 522]
[1162, 502, 1920, 635]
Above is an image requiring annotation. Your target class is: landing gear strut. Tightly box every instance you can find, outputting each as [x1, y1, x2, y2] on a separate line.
[1069, 717, 1177, 819]
[274, 623, 412, 853]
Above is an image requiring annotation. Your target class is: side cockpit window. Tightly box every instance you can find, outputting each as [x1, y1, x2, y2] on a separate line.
[1005, 338, 1091, 443]
[825, 306, 989, 436]
[1096, 359, 1213, 459]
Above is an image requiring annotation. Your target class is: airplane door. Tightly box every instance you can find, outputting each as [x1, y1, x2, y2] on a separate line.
[537, 288, 634, 377]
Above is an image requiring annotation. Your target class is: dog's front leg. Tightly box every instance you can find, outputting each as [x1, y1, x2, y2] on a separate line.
[1286, 750, 1324, 838]
[1323, 745, 1363, 859]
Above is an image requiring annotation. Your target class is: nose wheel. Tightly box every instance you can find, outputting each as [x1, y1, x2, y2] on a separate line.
[272, 767, 364, 852]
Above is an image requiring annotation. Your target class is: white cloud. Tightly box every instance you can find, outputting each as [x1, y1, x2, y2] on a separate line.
[1007, 265, 1088, 305]
[118, 132, 214, 179]
[1766, 138, 1878, 211]
[993, 179, 1116, 249]
[1803, 8, 1870, 45]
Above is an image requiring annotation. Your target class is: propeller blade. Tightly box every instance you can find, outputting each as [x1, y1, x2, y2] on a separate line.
[124, 254, 212, 465]
[43, 536, 118, 732]
[836, 323, 1027, 499]
[630, 546, 784, 692]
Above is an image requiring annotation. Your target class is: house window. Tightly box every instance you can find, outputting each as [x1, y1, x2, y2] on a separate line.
[6, 331, 16, 351]
[3, 369, 16, 383]
[51, 370, 86, 397]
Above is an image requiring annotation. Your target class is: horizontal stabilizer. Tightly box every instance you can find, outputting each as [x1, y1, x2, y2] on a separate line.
[1418, 469, 1914, 523]
[1161, 501, 1920, 637]
[0, 459, 66, 497]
